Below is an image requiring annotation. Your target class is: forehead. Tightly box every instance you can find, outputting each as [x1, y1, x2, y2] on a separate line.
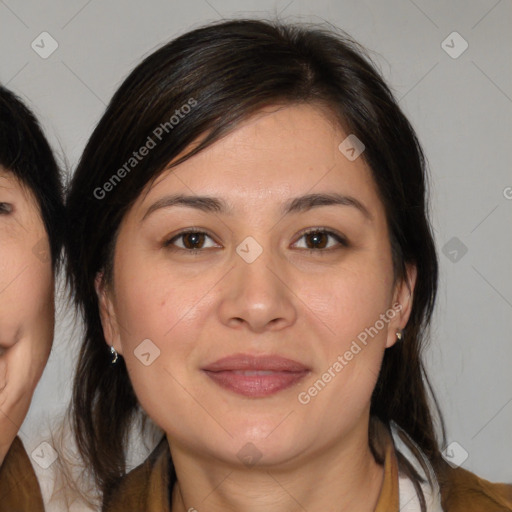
[138, 104, 381, 214]
[0, 167, 16, 187]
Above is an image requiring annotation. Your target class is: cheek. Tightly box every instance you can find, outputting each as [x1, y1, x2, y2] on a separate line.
[309, 259, 394, 346]
[297, 262, 392, 412]
[0, 237, 53, 344]
[115, 280, 202, 435]
[113, 259, 212, 347]
[0, 240, 21, 290]
[112, 259, 212, 411]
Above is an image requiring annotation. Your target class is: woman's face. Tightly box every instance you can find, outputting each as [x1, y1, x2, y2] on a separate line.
[98, 104, 416, 467]
[0, 168, 53, 420]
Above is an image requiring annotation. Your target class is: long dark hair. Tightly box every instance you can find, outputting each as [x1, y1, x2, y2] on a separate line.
[65, 18, 446, 508]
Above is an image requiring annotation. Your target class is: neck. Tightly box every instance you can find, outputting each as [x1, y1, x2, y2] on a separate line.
[168, 416, 385, 512]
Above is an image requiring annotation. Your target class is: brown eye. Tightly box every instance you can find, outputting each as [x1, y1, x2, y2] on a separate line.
[180, 232, 206, 250]
[293, 228, 348, 254]
[163, 229, 219, 253]
[305, 231, 329, 249]
[0, 202, 13, 215]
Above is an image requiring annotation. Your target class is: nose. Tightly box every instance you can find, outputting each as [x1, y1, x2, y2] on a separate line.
[217, 241, 297, 333]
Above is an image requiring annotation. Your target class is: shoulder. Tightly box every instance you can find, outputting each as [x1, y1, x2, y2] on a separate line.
[102, 436, 171, 512]
[439, 462, 512, 511]
[387, 419, 512, 511]
[0, 435, 45, 511]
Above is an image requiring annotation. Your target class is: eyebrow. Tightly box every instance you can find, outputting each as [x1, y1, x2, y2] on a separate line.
[141, 192, 373, 222]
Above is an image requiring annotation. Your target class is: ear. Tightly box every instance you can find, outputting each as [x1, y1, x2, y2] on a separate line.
[385, 262, 417, 349]
[94, 272, 123, 355]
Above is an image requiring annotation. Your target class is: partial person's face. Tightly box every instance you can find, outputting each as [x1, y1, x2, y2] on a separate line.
[0, 168, 54, 413]
[97, 104, 416, 468]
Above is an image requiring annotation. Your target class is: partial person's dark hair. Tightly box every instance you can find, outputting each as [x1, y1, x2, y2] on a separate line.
[65, 18, 447, 509]
[0, 84, 65, 269]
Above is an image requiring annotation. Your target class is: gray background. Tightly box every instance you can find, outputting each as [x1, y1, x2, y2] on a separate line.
[1, 0, 511, 495]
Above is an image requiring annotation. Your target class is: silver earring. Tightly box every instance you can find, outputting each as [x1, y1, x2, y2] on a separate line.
[396, 330, 403, 341]
[110, 345, 119, 364]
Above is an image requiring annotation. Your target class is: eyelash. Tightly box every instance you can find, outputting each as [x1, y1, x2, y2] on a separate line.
[163, 227, 349, 256]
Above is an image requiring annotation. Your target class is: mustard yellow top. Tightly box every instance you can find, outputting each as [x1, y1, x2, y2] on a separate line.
[101, 420, 512, 511]
[0, 436, 44, 511]
[2, 426, 511, 511]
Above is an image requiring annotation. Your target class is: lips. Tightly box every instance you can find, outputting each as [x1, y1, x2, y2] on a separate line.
[202, 353, 310, 397]
[202, 353, 310, 372]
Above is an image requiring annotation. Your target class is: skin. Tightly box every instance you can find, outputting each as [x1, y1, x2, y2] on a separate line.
[97, 103, 417, 512]
[0, 167, 54, 465]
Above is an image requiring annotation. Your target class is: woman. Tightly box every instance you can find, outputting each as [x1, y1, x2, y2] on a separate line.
[0, 85, 64, 509]
[65, 19, 512, 511]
